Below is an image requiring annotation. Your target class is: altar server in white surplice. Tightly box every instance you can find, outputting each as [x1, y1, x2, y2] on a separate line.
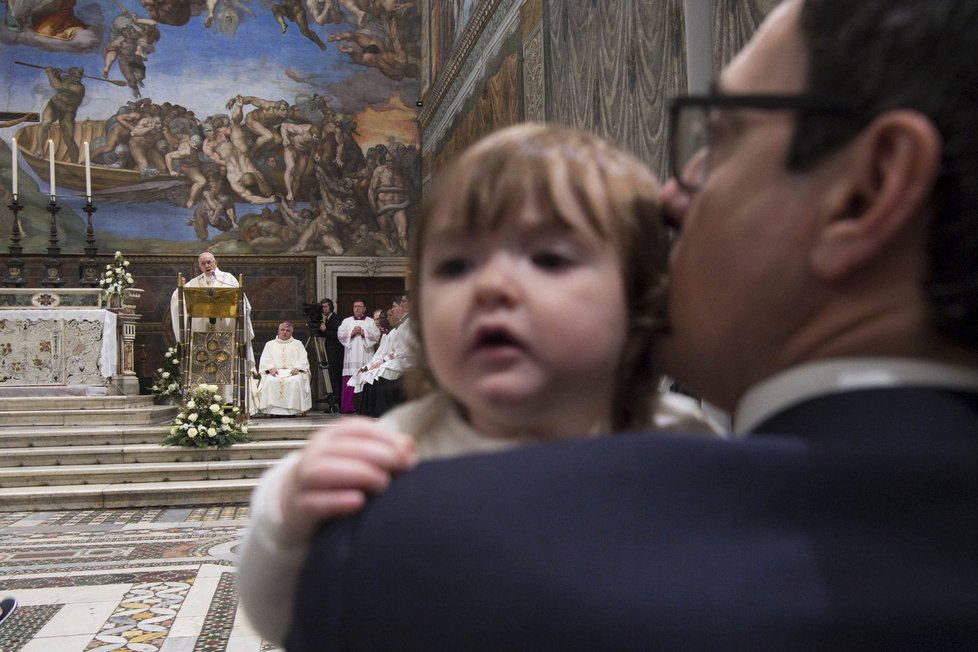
[353, 294, 415, 416]
[337, 299, 380, 413]
[254, 322, 312, 416]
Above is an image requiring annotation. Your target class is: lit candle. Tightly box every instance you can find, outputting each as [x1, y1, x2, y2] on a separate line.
[48, 139, 56, 200]
[84, 141, 92, 202]
[11, 137, 17, 202]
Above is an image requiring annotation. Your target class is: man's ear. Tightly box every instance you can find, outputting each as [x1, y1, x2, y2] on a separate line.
[810, 110, 941, 280]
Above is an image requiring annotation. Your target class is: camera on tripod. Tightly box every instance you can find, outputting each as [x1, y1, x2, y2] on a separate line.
[303, 302, 323, 330]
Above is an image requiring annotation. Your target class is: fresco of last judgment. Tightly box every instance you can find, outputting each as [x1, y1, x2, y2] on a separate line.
[0, 0, 421, 256]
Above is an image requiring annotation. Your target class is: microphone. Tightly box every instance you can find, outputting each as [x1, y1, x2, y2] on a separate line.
[201, 271, 236, 322]
[207, 274, 237, 287]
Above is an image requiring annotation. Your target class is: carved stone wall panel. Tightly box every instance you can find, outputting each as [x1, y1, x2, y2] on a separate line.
[712, 0, 780, 73]
[546, 0, 686, 179]
[422, 0, 432, 96]
[523, 21, 545, 123]
[519, 0, 542, 39]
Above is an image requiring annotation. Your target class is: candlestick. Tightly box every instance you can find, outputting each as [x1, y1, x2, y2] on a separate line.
[79, 200, 99, 287]
[4, 196, 26, 287]
[84, 141, 92, 202]
[11, 137, 17, 202]
[40, 199, 63, 287]
[48, 139, 56, 200]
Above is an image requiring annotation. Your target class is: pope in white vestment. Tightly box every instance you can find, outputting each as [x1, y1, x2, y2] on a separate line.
[169, 253, 255, 403]
[254, 322, 312, 416]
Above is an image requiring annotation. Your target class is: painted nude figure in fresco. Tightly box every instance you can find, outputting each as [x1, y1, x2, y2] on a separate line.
[337, 0, 414, 28]
[35, 65, 84, 162]
[306, 0, 340, 25]
[191, 168, 239, 239]
[204, 97, 275, 204]
[280, 122, 321, 203]
[166, 132, 208, 207]
[284, 199, 345, 255]
[118, 108, 168, 176]
[271, 0, 325, 49]
[233, 95, 291, 155]
[240, 200, 307, 250]
[90, 100, 144, 164]
[327, 21, 418, 80]
[103, 6, 160, 98]
[368, 145, 411, 250]
[322, 0, 420, 80]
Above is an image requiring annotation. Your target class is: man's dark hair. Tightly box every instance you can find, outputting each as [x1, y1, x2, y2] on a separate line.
[319, 297, 334, 312]
[788, 0, 978, 347]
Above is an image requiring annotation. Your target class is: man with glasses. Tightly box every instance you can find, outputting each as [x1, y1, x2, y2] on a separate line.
[286, 1, 978, 648]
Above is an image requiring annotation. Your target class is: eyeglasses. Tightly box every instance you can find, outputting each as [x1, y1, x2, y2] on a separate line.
[668, 94, 862, 193]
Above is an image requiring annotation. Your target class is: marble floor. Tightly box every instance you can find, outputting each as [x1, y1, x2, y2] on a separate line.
[0, 505, 280, 652]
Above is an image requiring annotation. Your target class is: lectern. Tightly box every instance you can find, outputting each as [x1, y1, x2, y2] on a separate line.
[176, 276, 248, 411]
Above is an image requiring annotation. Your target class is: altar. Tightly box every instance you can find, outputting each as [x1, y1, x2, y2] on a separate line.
[0, 308, 117, 387]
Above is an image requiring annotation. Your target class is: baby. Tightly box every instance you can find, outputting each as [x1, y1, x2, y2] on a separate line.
[238, 123, 724, 644]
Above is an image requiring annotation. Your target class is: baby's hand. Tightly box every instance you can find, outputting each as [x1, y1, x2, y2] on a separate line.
[280, 418, 416, 541]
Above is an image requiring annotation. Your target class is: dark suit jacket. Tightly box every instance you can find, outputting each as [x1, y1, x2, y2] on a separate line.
[311, 313, 343, 349]
[310, 312, 344, 378]
[287, 388, 978, 650]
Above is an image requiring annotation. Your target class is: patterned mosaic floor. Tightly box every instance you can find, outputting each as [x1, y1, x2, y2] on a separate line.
[0, 506, 282, 652]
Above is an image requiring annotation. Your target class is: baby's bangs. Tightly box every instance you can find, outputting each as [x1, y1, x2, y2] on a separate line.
[423, 144, 557, 234]
[463, 147, 542, 232]
[420, 124, 658, 241]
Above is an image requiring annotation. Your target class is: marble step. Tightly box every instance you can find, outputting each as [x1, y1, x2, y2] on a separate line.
[0, 440, 305, 467]
[0, 459, 275, 487]
[0, 478, 261, 511]
[0, 394, 156, 411]
[0, 420, 331, 447]
[0, 406, 178, 427]
[0, 398, 345, 512]
[0, 384, 112, 397]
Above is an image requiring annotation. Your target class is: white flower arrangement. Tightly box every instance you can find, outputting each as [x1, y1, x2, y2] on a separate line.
[99, 251, 136, 302]
[150, 346, 183, 401]
[161, 383, 250, 448]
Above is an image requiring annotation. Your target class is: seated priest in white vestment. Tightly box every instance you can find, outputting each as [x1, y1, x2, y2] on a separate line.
[254, 322, 312, 416]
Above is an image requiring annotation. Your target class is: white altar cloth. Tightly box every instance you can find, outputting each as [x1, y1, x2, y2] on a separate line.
[0, 309, 118, 378]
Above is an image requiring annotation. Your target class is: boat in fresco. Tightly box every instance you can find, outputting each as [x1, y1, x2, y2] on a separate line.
[14, 120, 186, 199]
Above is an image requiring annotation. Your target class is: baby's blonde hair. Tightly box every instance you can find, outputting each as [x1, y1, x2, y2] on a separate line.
[408, 123, 669, 431]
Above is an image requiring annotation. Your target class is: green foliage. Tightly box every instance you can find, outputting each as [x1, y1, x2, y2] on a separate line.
[99, 251, 135, 301]
[150, 346, 183, 401]
[161, 383, 250, 449]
